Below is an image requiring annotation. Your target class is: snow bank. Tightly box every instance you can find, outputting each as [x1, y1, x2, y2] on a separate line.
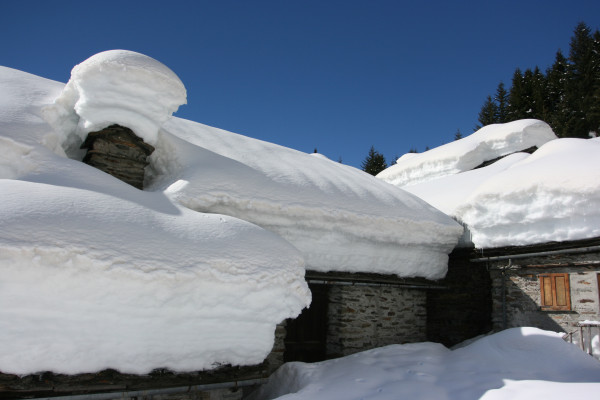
[251, 328, 600, 400]
[377, 120, 556, 187]
[0, 63, 309, 374]
[155, 117, 462, 278]
[43, 50, 186, 148]
[456, 138, 600, 248]
[0, 180, 308, 375]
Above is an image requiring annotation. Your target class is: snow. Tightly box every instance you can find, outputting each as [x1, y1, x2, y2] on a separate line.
[154, 117, 462, 277]
[455, 138, 600, 248]
[383, 120, 600, 249]
[43, 50, 187, 148]
[250, 328, 600, 400]
[0, 50, 462, 375]
[377, 119, 557, 187]
[403, 152, 530, 216]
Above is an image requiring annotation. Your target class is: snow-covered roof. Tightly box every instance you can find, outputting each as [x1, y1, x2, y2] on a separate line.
[0, 64, 308, 375]
[386, 120, 600, 249]
[0, 51, 462, 374]
[455, 138, 600, 248]
[377, 120, 557, 187]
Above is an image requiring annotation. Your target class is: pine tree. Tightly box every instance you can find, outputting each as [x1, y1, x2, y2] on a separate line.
[545, 50, 570, 137]
[531, 66, 547, 119]
[361, 146, 387, 175]
[495, 82, 510, 122]
[565, 22, 597, 137]
[454, 129, 463, 140]
[477, 95, 499, 128]
[508, 68, 526, 120]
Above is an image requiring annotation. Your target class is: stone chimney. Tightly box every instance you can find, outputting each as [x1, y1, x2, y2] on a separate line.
[81, 124, 155, 190]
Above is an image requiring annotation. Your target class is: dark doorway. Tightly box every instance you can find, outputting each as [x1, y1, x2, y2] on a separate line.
[284, 284, 329, 362]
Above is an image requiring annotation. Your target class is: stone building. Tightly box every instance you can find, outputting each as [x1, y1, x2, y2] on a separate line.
[469, 238, 600, 357]
[282, 272, 442, 362]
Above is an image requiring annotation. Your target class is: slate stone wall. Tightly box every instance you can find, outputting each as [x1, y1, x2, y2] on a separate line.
[486, 251, 600, 334]
[325, 284, 427, 357]
[426, 248, 493, 347]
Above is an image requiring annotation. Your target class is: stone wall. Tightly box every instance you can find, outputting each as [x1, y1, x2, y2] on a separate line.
[325, 284, 427, 357]
[485, 250, 600, 334]
[265, 322, 287, 373]
[426, 248, 492, 347]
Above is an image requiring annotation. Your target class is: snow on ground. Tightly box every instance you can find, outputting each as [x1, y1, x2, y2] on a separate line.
[0, 50, 462, 374]
[250, 328, 600, 400]
[377, 119, 556, 187]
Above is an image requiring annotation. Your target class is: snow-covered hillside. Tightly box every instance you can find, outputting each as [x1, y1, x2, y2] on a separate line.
[380, 121, 600, 249]
[0, 51, 462, 374]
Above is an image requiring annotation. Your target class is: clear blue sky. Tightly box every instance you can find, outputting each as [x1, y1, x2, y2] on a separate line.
[2, 1, 599, 168]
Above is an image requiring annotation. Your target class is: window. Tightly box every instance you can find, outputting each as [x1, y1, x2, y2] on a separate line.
[539, 273, 571, 311]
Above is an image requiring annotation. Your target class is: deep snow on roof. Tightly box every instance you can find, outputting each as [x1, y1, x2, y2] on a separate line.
[0, 50, 462, 374]
[385, 120, 600, 249]
[377, 119, 557, 187]
[0, 63, 309, 374]
[455, 137, 600, 248]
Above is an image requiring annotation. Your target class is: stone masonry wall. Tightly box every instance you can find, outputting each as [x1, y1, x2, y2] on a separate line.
[427, 248, 492, 347]
[326, 285, 426, 357]
[487, 251, 600, 334]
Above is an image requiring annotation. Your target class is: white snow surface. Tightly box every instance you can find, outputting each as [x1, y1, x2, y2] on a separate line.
[250, 328, 600, 400]
[43, 50, 187, 147]
[156, 117, 462, 276]
[0, 63, 309, 374]
[455, 138, 600, 248]
[403, 152, 530, 216]
[377, 119, 557, 187]
[387, 121, 600, 249]
[0, 51, 461, 374]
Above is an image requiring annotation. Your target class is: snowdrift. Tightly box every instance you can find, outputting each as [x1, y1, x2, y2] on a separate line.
[251, 328, 600, 400]
[377, 119, 556, 187]
[383, 119, 600, 249]
[455, 138, 600, 248]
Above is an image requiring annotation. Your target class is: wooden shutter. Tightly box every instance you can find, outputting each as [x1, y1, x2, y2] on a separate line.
[539, 273, 571, 311]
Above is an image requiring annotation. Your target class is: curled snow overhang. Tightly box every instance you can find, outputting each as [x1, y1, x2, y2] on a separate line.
[377, 119, 557, 187]
[43, 50, 187, 153]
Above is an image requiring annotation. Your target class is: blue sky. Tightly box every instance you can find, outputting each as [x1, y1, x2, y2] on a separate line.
[2, 1, 599, 168]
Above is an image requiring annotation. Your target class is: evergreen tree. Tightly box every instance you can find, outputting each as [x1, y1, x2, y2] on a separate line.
[545, 50, 570, 137]
[361, 146, 387, 175]
[454, 129, 463, 140]
[565, 22, 598, 137]
[508, 68, 526, 120]
[589, 30, 600, 136]
[474, 22, 600, 139]
[495, 82, 510, 122]
[531, 66, 548, 119]
[477, 95, 499, 128]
